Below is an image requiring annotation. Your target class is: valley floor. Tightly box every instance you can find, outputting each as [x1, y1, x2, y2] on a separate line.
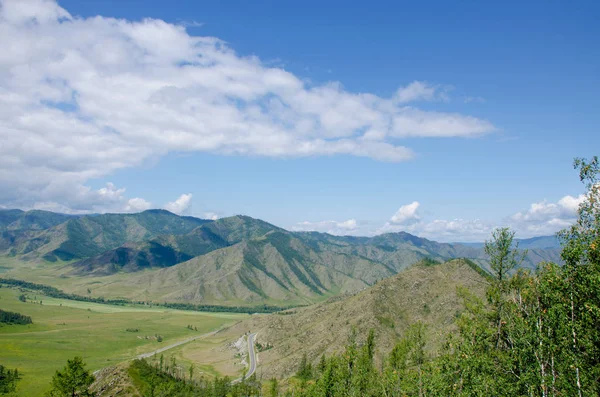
[0, 287, 247, 396]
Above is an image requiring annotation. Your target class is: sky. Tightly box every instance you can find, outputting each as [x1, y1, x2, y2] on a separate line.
[0, 0, 598, 242]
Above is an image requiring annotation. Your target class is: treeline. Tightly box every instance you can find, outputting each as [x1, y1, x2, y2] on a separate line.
[0, 278, 129, 306]
[160, 301, 297, 314]
[0, 309, 32, 325]
[0, 278, 295, 314]
[129, 358, 262, 397]
[286, 157, 600, 397]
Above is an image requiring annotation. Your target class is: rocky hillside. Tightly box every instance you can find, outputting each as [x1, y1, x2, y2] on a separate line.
[221, 259, 488, 379]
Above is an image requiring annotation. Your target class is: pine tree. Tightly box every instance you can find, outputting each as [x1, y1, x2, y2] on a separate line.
[46, 356, 95, 397]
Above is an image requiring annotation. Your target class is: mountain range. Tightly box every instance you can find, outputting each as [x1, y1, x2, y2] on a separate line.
[0, 209, 562, 306]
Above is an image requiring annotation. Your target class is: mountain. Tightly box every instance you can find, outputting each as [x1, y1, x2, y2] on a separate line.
[0, 209, 563, 307]
[80, 228, 392, 305]
[1, 209, 211, 261]
[516, 235, 561, 249]
[219, 259, 489, 379]
[69, 215, 284, 275]
[297, 231, 560, 273]
[71, 225, 230, 275]
[0, 209, 75, 231]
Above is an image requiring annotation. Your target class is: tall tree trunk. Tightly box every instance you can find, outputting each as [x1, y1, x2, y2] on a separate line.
[570, 289, 583, 397]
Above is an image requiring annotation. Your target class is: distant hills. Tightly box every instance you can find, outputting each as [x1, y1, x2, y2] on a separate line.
[457, 235, 561, 250]
[0, 208, 563, 306]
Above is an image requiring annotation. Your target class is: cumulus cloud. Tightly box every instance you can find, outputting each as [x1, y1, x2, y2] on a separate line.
[378, 200, 492, 241]
[389, 201, 421, 225]
[292, 219, 359, 235]
[375, 194, 586, 242]
[510, 194, 585, 236]
[164, 193, 193, 215]
[124, 197, 152, 212]
[0, 0, 495, 212]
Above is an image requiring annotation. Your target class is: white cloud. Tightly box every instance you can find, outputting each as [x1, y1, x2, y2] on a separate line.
[408, 218, 493, 242]
[203, 212, 219, 220]
[510, 194, 585, 236]
[164, 193, 192, 215]
[25, 182, 151, 214]
[395, 81, 450, 103]
[390, 201, 421, 225]
[292, 219, 359, 235]
[379, 214, 494, 242]
[0, 0, 495, 212]
[375, 194, 586, 242]
[124, 197, 152, 212]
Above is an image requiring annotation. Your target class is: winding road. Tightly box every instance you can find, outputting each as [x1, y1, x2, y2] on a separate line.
[233, 332, 257, 384]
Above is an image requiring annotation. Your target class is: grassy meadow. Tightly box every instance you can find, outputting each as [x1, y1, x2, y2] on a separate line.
[0, 286, 247, 396]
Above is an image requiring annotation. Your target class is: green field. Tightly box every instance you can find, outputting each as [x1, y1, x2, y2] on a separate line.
[0, 287, 247, 396]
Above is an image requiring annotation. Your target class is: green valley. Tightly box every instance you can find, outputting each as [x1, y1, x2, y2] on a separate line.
[0, 287, 246, 396]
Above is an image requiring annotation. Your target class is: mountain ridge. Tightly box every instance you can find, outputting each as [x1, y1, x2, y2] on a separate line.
[0, 208, 562, 307]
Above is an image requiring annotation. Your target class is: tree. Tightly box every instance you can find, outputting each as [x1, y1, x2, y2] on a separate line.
[318, 354, 327, 374]
[296, 353, 313, 381]
[188, 363, 194, 383]
[558, 156, 600, 396]
[485, 227, 526, 347]
[0, 365, 20, 395]
[46, 357, 95, 397]
[485, 227, 526, 283]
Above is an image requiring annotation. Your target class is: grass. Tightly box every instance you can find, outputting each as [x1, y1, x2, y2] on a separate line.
[0, 287, 247, 396]
[145, 336, 242, 381]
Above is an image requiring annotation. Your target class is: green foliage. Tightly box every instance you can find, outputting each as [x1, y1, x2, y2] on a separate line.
[128, 358, 261, 397]
[267, 378, 279, 397]
[46, 357, 94, 397]
[0, 365, 20, 395]
[484, 227, 527, 283]
[415, 256, 440, 267]
[296, 353, 313, 381]
[0, 308, 32, 325]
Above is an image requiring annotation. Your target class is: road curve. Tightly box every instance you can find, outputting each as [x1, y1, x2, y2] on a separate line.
[233, 332, 257, 384]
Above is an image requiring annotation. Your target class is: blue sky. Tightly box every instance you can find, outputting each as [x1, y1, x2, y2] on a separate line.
[0, 0, 598, 241]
